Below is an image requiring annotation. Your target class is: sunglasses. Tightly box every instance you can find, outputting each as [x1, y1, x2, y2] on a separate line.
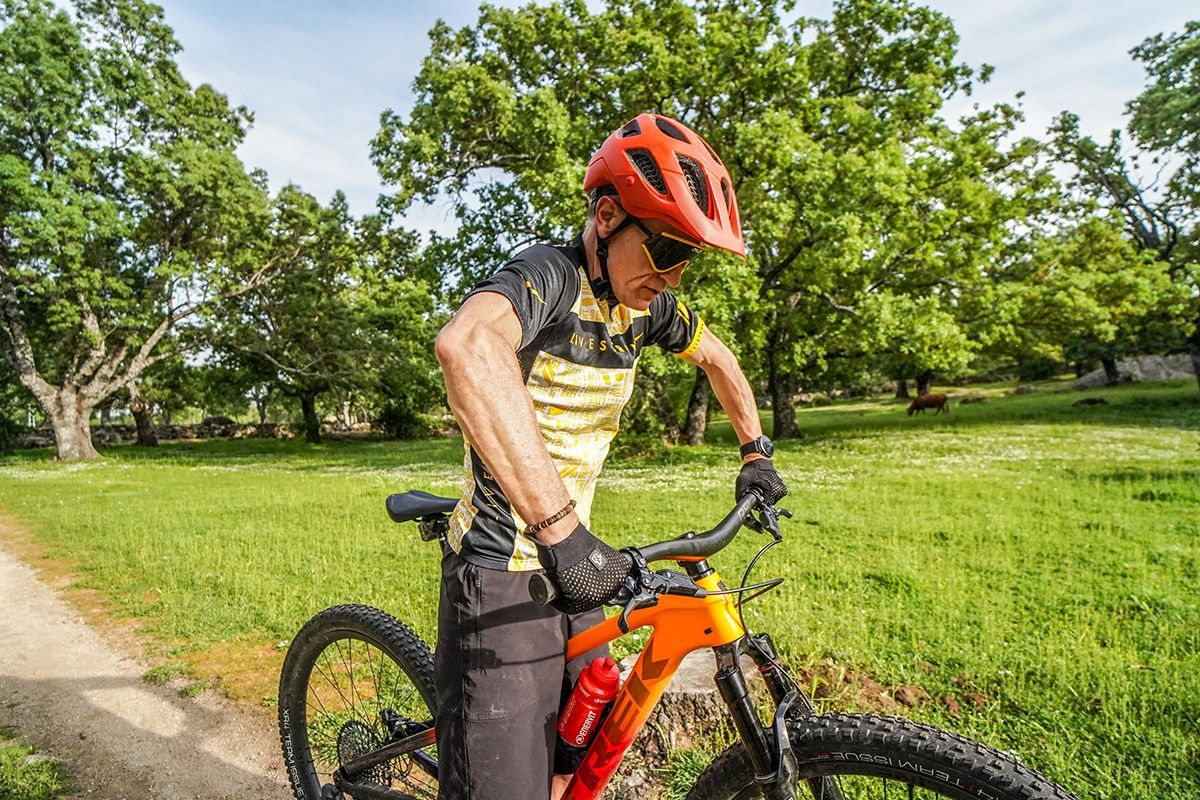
[613, 213, 706, 274]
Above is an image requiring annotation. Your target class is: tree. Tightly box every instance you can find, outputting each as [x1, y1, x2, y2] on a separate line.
[1048, 21, 1200, 391]
[373, 0, 1053, 442]
[1012, 216, 1191, 384]
[215, 187, 364, 444]
[0, 0, 282, 460]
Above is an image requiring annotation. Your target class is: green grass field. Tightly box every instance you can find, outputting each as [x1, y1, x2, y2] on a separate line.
[1, 379, 1198, 798]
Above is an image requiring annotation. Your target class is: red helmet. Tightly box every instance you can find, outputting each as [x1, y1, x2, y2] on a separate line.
[584, 114, 746, 256]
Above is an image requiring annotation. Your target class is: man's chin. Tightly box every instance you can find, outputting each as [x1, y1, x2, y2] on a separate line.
[616, 289, 656, 311]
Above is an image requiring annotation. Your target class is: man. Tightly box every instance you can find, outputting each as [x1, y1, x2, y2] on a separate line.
[433, 113, 788, 800]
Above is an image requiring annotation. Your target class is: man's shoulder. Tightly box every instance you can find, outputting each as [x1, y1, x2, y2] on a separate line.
[506, 242, 583, 286]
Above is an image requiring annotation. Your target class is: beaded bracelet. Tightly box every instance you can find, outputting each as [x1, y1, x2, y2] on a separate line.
[523, 499, 577, 537]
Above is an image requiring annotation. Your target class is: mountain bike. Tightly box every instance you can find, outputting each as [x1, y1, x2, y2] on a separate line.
[278, 489, 1079, 800]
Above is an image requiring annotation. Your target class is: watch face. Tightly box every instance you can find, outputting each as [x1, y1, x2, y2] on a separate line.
[760, 437, 775, 458]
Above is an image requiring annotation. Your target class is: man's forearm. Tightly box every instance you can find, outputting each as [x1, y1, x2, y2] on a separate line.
[694, 337, 764, 452]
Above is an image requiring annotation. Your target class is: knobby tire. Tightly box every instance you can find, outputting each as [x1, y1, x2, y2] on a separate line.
[687, 712, 1078, 800]
[278, 604, 438, 800]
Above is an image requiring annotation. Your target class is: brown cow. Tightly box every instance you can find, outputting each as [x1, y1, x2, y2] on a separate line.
[907, 392, 948, 415]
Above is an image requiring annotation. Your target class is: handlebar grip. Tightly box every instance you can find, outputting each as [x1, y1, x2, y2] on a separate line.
[528, 572, 559, 605]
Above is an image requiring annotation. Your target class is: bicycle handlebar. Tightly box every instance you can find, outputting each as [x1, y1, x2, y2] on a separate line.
[527, 490, 770, 607]
[636, 490, 761, 563]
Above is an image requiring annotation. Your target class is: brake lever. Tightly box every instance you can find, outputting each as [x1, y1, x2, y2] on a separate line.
[746, 503, 792, 540]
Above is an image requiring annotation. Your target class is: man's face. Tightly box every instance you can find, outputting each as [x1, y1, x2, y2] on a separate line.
[596, 198, 698, 311]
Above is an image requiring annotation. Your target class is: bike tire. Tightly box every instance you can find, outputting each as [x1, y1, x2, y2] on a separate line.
[278, 604, 438, 800]
[687, 713, 1078, 800]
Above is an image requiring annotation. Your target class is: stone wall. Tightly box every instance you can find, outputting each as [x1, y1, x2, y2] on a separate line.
[18, 421, 293, 450]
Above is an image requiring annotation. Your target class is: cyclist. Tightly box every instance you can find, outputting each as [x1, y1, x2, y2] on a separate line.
[432, 113, 788, 800]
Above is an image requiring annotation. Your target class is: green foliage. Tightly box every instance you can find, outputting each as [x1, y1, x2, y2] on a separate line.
[0, 0, 272, 458]
[1127, 21, 1200, 160]
[214, 189, 443, 441]
[1012, 215, 1192, 365]
[372, 0, 1060, 439]
[374, 405, 435, 439]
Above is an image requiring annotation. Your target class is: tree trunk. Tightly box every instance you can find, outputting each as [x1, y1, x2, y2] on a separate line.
[1101, 356, 1121, 386]
[46, 390, 101, 461]
[299, 392, 322, 444]
[916, 370, 934, 397]
[1073, 361, 1088, 378]
[767, 347, 798, 439]
[251, 385, 271, 424]
[100, 406, 112, 426]
[128, 384, 158, 447]
[1186, 325, 1200, 395]
[681, 368, 711, 446]
[341, 394, 354, 429]
[894, 379, 909, 399]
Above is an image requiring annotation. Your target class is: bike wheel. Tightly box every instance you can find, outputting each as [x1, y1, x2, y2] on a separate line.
[687, 713, 1078, 800]
[278, 604, 438, 800]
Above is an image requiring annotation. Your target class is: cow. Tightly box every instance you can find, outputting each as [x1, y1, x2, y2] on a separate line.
[907, 392, 949, 415]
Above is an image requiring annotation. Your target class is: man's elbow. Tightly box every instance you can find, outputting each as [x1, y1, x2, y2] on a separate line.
[434, 321, 465, 371]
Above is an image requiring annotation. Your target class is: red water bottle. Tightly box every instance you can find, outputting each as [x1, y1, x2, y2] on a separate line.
[557, 657, 620, 759]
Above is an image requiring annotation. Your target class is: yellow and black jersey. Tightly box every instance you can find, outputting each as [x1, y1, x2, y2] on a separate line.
[447, 235, 705, 571]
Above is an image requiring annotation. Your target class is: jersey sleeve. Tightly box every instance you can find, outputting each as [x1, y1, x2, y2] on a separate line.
[467, 248, 579, 350]
[644, 290, 706, 357]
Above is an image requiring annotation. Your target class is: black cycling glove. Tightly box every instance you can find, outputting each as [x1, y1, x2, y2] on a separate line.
[535, 523, 631, 615]
[736, 458, 788, 505]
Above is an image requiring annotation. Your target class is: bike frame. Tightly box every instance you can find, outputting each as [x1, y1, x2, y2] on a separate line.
[560, 567, 751, 800]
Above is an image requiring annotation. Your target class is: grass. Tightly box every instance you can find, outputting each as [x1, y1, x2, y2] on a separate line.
[0, 728, 68, 800]
[1, 378, 1198, 798]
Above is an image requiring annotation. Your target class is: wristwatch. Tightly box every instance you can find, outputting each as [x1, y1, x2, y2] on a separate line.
[739, 435, 775, 460]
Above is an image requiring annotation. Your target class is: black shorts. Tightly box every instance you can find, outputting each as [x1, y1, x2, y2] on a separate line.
[434, 547, 609, 800]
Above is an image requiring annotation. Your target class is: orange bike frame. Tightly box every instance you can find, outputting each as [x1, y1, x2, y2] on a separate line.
[561, 570, 746, 799]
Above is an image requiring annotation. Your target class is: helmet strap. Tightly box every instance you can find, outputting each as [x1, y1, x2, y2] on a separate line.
[592, 231, 618, 304]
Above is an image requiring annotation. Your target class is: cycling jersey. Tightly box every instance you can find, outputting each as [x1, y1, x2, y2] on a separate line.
[446, 235, 705, 571]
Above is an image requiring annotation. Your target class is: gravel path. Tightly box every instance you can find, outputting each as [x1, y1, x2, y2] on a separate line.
[0, 537, 291, 800]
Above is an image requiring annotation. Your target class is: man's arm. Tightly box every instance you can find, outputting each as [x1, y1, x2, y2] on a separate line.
[679, 329, 765, 461]
[434, 292, 578, 544]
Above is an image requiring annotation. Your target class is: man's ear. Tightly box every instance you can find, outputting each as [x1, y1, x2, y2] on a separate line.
[595, 196, 623, 238]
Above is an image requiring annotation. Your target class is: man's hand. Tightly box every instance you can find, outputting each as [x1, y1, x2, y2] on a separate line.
[736, 458, 788, 505]
[535, 523, 631, 615]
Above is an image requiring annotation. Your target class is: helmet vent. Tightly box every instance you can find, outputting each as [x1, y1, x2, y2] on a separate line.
[627, 148, 667, 194]
[720, 178, 731, 211]
[701, 138, 722, 166]
[677, 155, 711, 216]
[618, 119, 641, 138]
[654, 117, 689, 143]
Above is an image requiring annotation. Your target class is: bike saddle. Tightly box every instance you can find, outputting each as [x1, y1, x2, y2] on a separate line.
[386, 491, 457, 524]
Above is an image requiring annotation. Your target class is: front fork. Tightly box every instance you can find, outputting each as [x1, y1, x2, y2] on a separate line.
[713, 633, 818, 800]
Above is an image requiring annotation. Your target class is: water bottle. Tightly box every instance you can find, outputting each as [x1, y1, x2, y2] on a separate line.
[556, 657, 620, 769]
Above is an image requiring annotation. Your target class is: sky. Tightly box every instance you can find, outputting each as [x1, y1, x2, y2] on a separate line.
[156, 1, 1196, 235]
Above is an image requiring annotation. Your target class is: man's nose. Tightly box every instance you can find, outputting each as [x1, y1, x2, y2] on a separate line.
[663, 266, 684, 288]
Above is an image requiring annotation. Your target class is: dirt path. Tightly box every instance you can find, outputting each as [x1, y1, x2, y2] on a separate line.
[0, 539, 291, 800]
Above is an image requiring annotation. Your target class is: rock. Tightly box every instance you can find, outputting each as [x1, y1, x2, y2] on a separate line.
[1073, 397, 1108, 408]
[200, 415, 236, 426]
[1013, 385, 1036, 395]
[1073, 354, 1197, 389]
[618, 649, 758, 758]
[957, 394, 989, 405]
